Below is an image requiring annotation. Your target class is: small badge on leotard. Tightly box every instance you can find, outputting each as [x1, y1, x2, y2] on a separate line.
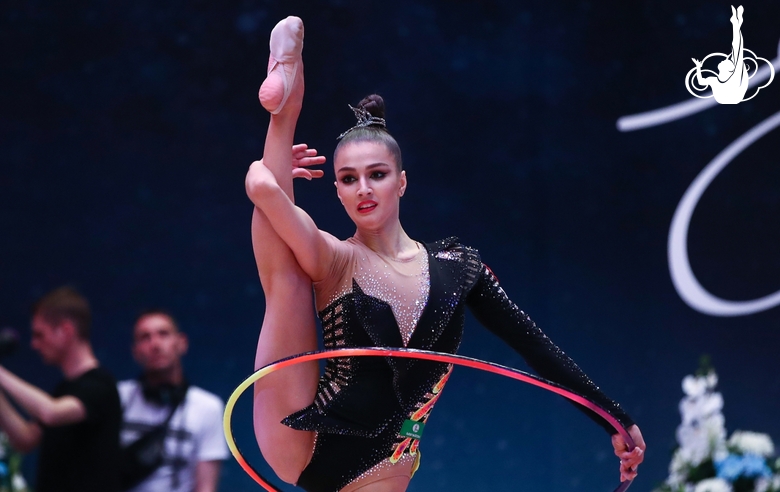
[400, 419, 425, 440]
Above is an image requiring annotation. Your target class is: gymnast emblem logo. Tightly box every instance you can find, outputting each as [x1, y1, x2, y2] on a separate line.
[685, 5, 774, 104]
[617, 9, 780, 316]
[412, 423, 420, 433]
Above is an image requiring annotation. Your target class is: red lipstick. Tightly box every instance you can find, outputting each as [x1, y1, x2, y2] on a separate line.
[357, 200, 377, 214]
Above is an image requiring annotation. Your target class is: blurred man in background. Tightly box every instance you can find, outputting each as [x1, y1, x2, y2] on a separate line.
[118, 309, 228, 492]
[0, 286, 122, 492]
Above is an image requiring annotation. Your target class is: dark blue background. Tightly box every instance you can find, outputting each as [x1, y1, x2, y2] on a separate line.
[2, 1, 779, 490]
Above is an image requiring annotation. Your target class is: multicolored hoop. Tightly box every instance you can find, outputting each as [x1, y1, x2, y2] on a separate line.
[224, 347, 636, 492]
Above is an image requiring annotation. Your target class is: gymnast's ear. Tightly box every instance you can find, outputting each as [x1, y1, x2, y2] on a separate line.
[398, 170, 407, 197]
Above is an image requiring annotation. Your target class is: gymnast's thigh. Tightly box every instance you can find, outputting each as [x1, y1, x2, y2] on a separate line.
[296, 432, 399, 492]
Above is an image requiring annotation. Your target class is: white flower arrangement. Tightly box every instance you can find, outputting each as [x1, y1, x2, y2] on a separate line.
[729, 432, 775, 458]
[694, 478, 733, 492]
[654, 364, 779, 492]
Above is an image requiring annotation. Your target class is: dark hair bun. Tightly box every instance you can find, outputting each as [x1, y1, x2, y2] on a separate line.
[357, 94, 386, 119]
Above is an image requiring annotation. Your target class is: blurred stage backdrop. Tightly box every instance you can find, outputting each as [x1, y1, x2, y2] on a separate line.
[1, 1, 779, 490]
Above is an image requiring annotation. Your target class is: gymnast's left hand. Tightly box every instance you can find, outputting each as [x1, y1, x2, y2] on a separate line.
[612, 424, 645, 482]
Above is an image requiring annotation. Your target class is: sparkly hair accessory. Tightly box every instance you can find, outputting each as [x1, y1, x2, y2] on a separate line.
[337, 104, 387, 140]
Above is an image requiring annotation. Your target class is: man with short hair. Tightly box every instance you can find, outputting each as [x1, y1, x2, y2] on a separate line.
[118, 309, 228, 492]
[0, 286, 122, 492]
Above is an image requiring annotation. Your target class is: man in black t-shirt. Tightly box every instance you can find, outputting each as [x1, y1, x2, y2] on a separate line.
[0, 286, 121, 492]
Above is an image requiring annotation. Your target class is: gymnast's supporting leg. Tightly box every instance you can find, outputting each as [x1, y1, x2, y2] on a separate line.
[250, 16, 319, 484]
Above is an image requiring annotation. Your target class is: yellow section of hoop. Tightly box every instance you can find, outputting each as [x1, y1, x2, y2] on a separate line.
[222, 364, 277, 484]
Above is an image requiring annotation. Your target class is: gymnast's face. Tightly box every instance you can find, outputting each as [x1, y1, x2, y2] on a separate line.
[334, 141, 406, 231]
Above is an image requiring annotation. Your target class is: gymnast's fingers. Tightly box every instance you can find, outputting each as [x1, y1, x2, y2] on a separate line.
[296, 155, 327, 167]
[292, 168, 313, 180]
[291, 143, 309, 155]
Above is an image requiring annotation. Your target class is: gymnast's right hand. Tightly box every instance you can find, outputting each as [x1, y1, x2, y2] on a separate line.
[291, 143, 326, 180]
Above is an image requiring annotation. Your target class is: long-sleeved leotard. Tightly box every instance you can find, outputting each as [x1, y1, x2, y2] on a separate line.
[283, 237, 633, 492]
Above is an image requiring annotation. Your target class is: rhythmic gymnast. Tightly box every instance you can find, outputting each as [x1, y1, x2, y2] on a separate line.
[247, 16, 646, 492]
[691, 5, 748, 104]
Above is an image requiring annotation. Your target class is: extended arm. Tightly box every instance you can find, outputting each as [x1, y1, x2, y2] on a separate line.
[692, 59, 712, 87]
[465, 265, 645, 480]
[249, 144, 324, 290]
[246, 159, 336, 282]
[0, 390, 42, 453]
[465, 266, 634, 432]
[0, 366, 86, 428]
[194, 460, 222, 492]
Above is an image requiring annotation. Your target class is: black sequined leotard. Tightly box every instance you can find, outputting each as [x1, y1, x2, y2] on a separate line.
[283, 237, 634, 492]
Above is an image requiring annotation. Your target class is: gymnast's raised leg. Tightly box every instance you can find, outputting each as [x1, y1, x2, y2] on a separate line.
[250, 16, 319, 485]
